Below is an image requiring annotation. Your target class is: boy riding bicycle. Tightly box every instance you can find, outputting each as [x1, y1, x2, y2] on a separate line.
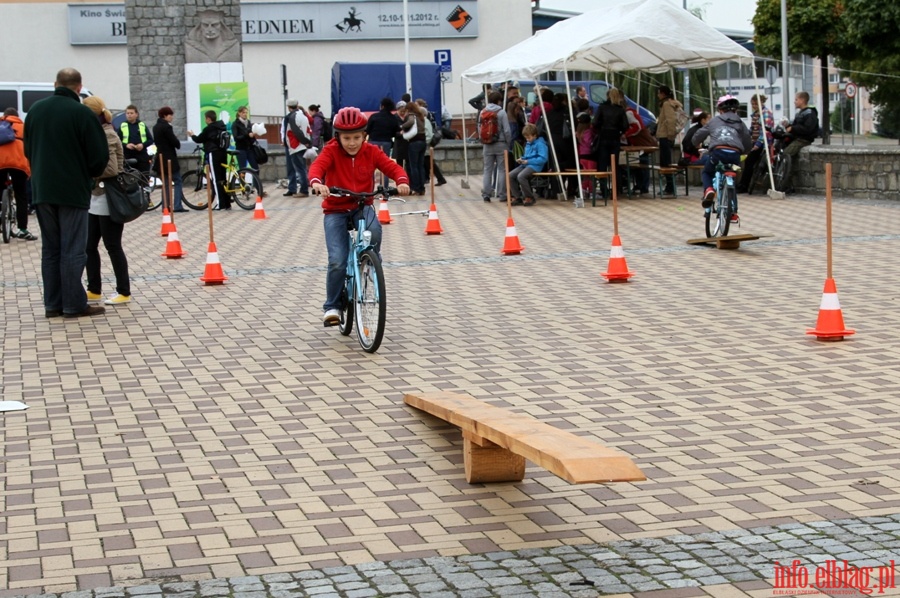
[692, 95, 752, 218]
[309, 107, 410, 325]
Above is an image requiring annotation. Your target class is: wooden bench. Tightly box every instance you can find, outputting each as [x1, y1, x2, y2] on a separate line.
[404, 391, 646, 484]
[530, 171, 612, 206]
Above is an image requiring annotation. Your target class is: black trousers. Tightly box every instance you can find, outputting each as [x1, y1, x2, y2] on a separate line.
[86, 213, 130, 297]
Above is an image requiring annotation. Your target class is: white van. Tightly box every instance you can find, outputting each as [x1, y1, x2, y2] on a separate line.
[0, 82, 92, 118]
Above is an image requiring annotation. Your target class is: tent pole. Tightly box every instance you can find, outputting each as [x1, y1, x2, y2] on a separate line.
[562, 61, 584, 206]
[460, 78, 470, 188]
[752, 61, 781, 198]
[708, 66, 714, 112]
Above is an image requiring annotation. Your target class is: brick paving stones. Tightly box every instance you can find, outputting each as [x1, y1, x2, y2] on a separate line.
[2, 181, 900, 597]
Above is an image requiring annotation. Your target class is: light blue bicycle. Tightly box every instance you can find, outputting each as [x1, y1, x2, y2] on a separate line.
[705, 161, 739, 238]
[326, 186, 399, 353]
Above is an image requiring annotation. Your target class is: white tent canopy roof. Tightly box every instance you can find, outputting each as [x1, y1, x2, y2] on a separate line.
[462, 0, 755, 83]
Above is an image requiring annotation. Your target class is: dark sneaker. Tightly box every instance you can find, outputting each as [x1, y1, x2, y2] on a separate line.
[483, 196, 491, 202]
[702, 188, 716, 208]
[283, 191, 295, 197]
[45, 309, 62, 318]
[63, 305, 106, 318]
[511, 198, 524, 206]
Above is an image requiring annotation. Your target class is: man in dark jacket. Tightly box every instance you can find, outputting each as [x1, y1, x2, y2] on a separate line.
[153, 106, 187, 212]
[781, 91, 819, 193]
[24, 67, 109, 319]
[591, 92, 629, 198]
[188, 110, 230, 209]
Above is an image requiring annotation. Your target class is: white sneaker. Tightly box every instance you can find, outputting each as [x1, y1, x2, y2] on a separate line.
[104, 293, 132, 305]
[323, 309, 340, 324]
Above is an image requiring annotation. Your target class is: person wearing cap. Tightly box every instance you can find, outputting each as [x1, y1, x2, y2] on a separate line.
[281, 99, 311, 197]
[84, 94, 133, 307]
[308, 104, 326, 150]
[280, 99, 299, 196]
[308, 106, 410, 325]
[24, 67, 109, 319]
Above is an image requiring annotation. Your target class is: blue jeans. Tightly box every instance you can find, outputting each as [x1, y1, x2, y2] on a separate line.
[288, 151, 309, 194]
[702, 148, 742, 190]
[284, 144, 295, 189]
[407, 140, 427, 193]
[35, 203, 89, 314]
[323, 206, 381, 312]
[236, 148, 263, 195]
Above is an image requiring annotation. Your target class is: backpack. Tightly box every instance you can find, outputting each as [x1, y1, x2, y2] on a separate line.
[216, 129, 231, 150]
[479, 108, 500, 144]
[0, 120, 16, 146]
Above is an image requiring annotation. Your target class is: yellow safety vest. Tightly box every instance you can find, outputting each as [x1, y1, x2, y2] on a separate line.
[120, 121, 148, 144]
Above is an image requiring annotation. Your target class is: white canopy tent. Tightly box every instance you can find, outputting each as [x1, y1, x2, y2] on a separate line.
[460, 0, 766, 203]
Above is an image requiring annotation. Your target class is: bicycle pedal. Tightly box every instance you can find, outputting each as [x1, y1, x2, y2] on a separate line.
[323, 320, 340, 328]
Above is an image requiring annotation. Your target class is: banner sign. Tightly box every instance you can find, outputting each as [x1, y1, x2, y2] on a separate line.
[68, 1, 478, 45]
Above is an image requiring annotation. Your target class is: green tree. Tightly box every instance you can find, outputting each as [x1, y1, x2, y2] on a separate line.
[752, 0, 848, 144]
[829, 97, 854, 133]
[837, 0, 900, 142]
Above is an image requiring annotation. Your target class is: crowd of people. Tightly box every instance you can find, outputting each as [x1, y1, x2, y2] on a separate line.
[4, 66, 823, 321]
[472, 81, 819, 209]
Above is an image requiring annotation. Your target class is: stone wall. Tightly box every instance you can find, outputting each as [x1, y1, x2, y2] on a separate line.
[126, 0, 242, 132]
[795, 146, 900, 200]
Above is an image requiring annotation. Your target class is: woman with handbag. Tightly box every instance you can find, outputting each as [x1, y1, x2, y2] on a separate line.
[83, 96, 132, 306]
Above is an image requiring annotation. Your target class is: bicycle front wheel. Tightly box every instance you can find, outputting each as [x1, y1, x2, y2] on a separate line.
[180, 170, 210, 210]
[338, 282, 354, 336]
[231, 169, 261, 210]
[354, 249, 386, 353]
[1, 188, 11, 243]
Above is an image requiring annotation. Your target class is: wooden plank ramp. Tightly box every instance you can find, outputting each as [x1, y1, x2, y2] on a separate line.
[687, 233, 767, 250]
[404, 391, 646, 485]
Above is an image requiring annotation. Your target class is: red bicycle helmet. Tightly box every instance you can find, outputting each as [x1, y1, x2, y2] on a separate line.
[333, 106, 368, 133]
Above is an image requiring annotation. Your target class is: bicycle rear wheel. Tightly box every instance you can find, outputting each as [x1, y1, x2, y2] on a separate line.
[1, 188, 11, 243]
[747, 157, 769, 195]
[180, 169, 210, 210]
[144, 172, 163, 211]
[231, 169, 261, 210]
[773, 152, 793, 192]
[354, 249, 386, 353]
[705, 177, 730, 238]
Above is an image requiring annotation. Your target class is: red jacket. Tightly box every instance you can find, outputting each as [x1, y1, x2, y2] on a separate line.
[309, 139, 409, 213]
[0, 116, 30, 176]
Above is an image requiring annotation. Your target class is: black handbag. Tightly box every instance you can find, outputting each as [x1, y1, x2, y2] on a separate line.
[252, 142, 269, 165]
[104, 171, 148, 224]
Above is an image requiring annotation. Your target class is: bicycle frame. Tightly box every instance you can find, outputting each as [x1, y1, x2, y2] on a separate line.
[705, 162, 738, 238]
[345, 208, 377, 301]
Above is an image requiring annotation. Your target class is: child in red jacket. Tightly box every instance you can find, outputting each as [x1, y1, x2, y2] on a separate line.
[309, 106, 410, 325]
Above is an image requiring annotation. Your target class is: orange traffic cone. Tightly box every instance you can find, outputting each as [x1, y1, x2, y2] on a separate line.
[160, 207, 175, 237]
[377, 198, 393, 224]
[199, 242, 228, 284]
[501, 218, 524, 255]
[601, 234, 634, 282]
[424, 203, 443, 235]
[161, 230, 186, 259]
[253, 196, 268, 220]
[806, 278, 855, 341]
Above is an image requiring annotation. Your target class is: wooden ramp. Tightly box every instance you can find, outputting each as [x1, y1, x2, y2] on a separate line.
[687, 233, 768, 250]
[404, 391, 646, 485]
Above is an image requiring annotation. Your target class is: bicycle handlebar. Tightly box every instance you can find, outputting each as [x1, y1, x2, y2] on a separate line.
[327, 186, 400, 199]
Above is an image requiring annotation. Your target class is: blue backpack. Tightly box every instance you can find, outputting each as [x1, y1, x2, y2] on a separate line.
[0, 120, 16, 145]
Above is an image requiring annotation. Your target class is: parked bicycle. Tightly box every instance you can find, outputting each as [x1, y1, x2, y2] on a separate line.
[1, 172, 17, 243]
[180, 147, 261, 210]
[705, 161, 739, 238]
[747, 124, 792, 195]
[325, 186, 399, 354]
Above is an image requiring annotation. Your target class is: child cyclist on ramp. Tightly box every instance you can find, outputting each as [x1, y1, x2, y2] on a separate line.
[309, 106, 410, 326]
